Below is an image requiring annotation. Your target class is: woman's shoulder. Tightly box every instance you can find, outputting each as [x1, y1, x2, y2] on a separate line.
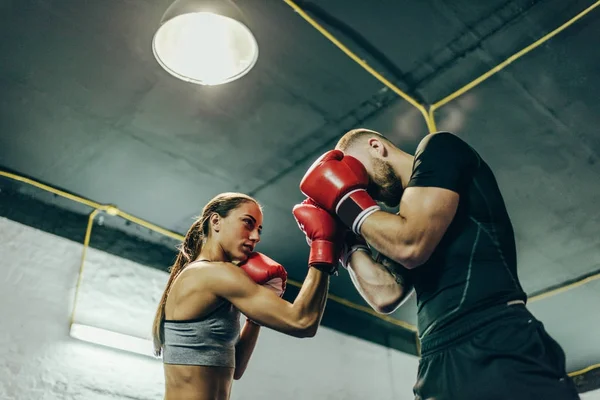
[178, 260, 242, 285]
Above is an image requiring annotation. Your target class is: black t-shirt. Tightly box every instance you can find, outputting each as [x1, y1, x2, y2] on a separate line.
[406, 132, 527, 337]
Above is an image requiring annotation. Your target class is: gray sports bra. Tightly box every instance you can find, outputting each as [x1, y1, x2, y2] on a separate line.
[162, 259, 241, 367]
[163, 300, 241, 367]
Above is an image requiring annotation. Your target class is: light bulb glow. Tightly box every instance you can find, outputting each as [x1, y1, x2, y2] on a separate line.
[153, 12, 258, 85]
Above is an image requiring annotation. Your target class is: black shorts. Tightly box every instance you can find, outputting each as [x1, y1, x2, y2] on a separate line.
[413, 303, 580, 400]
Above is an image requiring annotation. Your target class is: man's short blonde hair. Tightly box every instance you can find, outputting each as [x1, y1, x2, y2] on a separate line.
[336, 128, 393, 151]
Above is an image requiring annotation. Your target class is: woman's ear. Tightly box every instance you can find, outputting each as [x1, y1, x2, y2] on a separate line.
[210, 213, 221, 233]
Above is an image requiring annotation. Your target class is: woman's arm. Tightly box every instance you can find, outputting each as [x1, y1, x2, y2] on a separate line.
[204, 263, 330, 338]
[233, 319, 260, 380]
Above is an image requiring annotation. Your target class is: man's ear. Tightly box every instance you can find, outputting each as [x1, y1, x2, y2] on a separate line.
[368, 137, 388, 157]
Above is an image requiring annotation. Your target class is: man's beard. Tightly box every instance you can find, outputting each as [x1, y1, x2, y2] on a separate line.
[369, 158, 404, 207]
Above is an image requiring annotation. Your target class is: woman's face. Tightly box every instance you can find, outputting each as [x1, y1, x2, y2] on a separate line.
[216, 201, 263, 263]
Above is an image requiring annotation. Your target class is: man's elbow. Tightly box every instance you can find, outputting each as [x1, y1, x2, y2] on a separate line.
[373, 301, 400, 315]
[392, 246, 431, 270]
[371, 294, 404, 315]
[401, 257, 427, 270]
[369, 285, 415, 314]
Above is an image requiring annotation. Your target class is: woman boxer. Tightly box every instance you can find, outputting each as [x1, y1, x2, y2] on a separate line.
[152, 192, 339, 400]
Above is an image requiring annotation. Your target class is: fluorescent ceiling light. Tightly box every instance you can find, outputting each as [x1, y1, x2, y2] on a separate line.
[70, 323, 158, 359]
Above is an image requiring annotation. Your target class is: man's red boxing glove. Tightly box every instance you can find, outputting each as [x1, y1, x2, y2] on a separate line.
[240, 252, 287, 298]
[300, 149, 380, 235]
[292, 198, 341, 274]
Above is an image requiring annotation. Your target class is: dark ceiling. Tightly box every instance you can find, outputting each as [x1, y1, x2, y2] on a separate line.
[1, 0, 599, 387]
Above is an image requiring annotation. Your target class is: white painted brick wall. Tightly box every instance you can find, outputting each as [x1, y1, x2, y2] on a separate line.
[0, 217, 419, 400]
[582, 391, 600, 400]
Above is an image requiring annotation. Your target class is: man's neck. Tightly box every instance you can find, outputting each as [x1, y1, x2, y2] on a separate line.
[392, 151, 415, 189]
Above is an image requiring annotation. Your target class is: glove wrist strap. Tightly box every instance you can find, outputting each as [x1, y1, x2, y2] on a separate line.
[309, 239, 337, 267]
[336, 189, 380, 234]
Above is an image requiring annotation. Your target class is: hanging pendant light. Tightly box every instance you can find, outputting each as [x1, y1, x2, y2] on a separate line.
[152, 0, 259, 86]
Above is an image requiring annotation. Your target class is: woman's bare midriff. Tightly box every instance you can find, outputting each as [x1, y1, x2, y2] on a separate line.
[164, 364, 234, 400]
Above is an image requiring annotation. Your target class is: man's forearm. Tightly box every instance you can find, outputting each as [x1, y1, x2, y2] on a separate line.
[374, 252, 414, 292]
[347, 250, 409, 314]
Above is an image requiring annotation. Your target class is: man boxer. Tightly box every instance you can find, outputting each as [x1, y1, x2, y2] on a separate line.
[297, 129, 580, 400]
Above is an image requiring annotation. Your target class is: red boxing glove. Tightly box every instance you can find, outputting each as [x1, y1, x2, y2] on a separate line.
[292, 198, 341, 274]
[300, 149, 380, 234]
[240, 252, 287, 298]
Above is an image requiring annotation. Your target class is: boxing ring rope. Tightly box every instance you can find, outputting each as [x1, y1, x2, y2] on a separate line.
[428, 0, 600, 117]
[281, 0, 437, 134]
[530, 272, 600, 303]
[570, 363, 600, 378]
[69, 209, 100, 328]
[0, 171, 183, 241]
[283, 0, 600, 133]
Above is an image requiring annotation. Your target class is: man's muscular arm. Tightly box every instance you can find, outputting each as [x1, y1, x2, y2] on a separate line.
[376, 251, 414, 292]
[345, 248, 413, 314]
[359, 186, 458, 269]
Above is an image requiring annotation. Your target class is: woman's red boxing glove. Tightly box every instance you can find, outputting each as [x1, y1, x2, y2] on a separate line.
[292, 198, 342, 274]
[240, 252, 287, 298]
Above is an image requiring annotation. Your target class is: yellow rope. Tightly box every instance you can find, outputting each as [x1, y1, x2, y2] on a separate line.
[530, 273, 600, 303]
[281, 0, 436, 133]
[69, 209, 99, 327]
[427, 108, 437, 132]
[114, 209, 184, 241]
[0, 171, 104, 209]
[430, 0, 600, 113]
[569, 363, 600, 377]
[327, 292, 417, 331]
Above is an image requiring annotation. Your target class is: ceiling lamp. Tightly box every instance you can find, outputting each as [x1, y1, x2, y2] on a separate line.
[152, 0, 259, 86]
